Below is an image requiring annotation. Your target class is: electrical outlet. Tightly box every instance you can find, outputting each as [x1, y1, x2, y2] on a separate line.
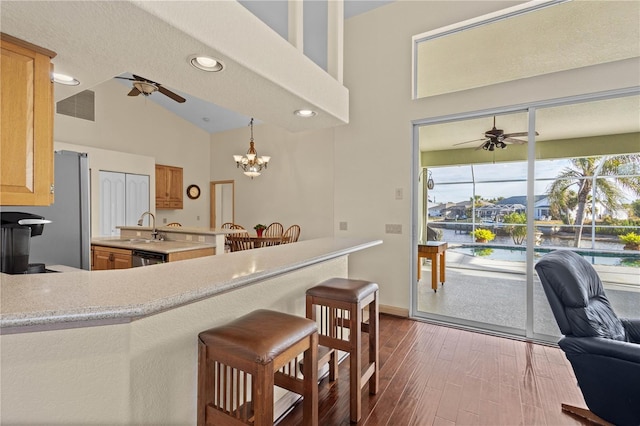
[385, 224, 402, 234]
[163, 218, 167, 224]
[339, 221, 348, 231]
[136, 231, 141, 237]
[186, 235, 192, 241]
[198, 236, 205, 242]
[197, 215, 200, 221]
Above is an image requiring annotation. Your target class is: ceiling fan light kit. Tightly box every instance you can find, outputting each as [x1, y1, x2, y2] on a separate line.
[233, 118, 270, 179]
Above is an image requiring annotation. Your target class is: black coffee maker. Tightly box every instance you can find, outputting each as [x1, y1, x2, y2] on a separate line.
[1, 212, 51, 274]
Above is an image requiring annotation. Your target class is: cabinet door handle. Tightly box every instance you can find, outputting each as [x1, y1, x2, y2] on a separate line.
[109, 253, 114, 261]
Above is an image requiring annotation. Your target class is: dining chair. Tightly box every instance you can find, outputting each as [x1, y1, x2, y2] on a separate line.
[166, 222, 182, 227]
[263, 222, 284, 247]
[228, 236, 254, 252]
[222, 224, 247, 252]
[265, 222, 284, 237]
[283, 225, 301, 244]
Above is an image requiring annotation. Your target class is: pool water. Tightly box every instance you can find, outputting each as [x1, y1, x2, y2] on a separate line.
[451, 245, 640, 268]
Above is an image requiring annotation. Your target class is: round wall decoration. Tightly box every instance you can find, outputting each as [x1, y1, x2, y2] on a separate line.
[187, 184, 201, 199]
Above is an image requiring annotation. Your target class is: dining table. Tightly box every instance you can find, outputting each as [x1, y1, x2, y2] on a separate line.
[228, 234, 290, 251]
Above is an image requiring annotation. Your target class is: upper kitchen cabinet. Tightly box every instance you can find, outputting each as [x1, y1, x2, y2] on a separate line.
[1, 33, 56, 206]
[155, 164, 183, 209]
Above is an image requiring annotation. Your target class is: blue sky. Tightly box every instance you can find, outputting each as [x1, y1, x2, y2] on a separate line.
[426, 159, 637, 204]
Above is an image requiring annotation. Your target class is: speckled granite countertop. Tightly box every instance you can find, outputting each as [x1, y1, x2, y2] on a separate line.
[117, 226, 241, 236]
[0, 238, 382, 333]
[91, 237, 214, 254]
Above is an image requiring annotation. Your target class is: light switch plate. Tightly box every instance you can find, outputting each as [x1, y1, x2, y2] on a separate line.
[385, 224, 402, 234]
[339, 221, 348, 231]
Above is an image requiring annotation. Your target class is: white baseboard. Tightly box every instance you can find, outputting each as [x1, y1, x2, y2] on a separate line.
[380, 304, 409, 317]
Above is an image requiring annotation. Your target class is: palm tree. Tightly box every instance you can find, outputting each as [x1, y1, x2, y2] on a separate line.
[546, 155, 640, 247]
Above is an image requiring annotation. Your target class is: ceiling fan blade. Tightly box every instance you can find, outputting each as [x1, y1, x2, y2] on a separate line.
[127, 87, 141, 97]
[115, 76, 135, 81]
[132, 74, 155, 83]
[453, 138, 485, 146]
[503, 137, 527, 144]
[502, 131, 527, 138]
[157, 85, 186, 103]
[503, 131, 540, 138]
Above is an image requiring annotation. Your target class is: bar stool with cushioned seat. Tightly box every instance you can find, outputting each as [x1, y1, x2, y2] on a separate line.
[197, 309, 318, 426]
[305, 278, 379, 423]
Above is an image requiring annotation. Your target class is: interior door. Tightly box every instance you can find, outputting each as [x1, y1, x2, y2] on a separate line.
[99, 171, 125, 236]
[210, 180, 234, 228]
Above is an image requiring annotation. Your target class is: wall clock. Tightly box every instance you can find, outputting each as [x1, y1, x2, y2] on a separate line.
[187, 184, 201, 200]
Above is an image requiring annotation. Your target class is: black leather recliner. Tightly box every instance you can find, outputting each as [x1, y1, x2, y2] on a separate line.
[535, 250, 640, 426]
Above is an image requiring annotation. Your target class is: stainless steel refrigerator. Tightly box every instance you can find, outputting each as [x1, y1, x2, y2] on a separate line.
[0, 150, 91, 270]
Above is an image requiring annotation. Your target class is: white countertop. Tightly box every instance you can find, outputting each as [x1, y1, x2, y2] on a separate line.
[0, 238, 382, 333]
[117, 226, 243, 236]
[91, 237, 214, 254]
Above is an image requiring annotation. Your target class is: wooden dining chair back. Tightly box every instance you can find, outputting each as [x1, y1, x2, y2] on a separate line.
[265, 222, 284, 237]
[228, 236, 254, 252]
[166, 222, 182, 227]
[283, 225, 301, 244]
[263, 222, 284, 247]
[223, 224, 247, 252]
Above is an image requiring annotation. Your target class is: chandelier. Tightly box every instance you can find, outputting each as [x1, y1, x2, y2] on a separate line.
[233, 118, 270, 178]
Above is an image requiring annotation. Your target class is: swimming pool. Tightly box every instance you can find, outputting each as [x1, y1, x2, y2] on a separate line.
[450, 245, 640, 268]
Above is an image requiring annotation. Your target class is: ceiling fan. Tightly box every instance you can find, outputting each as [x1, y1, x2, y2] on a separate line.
[453, 116, 538, 151]
[115, 74, 186, 103]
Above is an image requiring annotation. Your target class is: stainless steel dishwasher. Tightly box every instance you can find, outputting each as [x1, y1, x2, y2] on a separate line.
[131, 250, 166, 267]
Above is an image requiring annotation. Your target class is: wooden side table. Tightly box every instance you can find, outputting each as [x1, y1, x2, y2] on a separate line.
[418, 242, 448, 292]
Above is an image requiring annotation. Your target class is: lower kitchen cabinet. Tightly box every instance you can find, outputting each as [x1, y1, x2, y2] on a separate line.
[166, 247, 214, 262]
[92, 246, 132, 270]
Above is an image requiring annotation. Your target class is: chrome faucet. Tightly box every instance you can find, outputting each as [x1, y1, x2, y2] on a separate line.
[137, 211, 158, 239]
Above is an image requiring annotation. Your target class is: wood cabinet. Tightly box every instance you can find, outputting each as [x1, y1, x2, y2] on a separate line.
[91, 246, 132, 270]
[166, 247, 214, 262]
[1, 33, 56, 206]
[155, 164, 183, 209]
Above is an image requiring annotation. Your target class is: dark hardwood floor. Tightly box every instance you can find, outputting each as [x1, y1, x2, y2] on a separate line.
[277, 314, 588, 426]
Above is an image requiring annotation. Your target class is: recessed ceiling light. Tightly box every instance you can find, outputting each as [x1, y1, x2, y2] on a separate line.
[188, 55, 224, 72]
[294, 109, 317, 118]
[52, 72, 80, 86]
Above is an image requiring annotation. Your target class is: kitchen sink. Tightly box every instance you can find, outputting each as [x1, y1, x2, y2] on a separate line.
[124, 238, 161, 243]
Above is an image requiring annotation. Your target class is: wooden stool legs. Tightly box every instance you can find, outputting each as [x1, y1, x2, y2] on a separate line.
[306, 278, 379, 423]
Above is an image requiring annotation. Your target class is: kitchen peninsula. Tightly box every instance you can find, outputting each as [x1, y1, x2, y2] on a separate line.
[0, 237, 381, 425]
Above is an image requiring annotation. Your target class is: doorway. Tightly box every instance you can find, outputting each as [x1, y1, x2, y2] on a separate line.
[210, 180, 235, 228]
[412, 90, 640, 343]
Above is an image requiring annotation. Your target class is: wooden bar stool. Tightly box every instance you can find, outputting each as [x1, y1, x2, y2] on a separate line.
[197, 309, 318, 426]
[305, 278, 379, 423]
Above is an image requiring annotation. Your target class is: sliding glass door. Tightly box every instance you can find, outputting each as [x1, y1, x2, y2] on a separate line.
[413, 92, 640, 343]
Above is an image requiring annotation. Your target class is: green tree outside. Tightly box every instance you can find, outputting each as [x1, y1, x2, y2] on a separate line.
[546, 155, 640, 247]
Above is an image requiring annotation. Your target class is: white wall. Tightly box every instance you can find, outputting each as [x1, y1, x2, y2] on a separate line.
[210, 123, 335, 240]
[336, 2, 640, 312]
[54, 79, 212, 230]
